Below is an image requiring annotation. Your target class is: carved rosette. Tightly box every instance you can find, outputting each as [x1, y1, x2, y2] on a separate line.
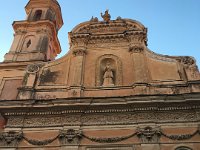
[58, 129, 82, 145]
[136, 126, 161, 143]
[26, 64, 40, 74]
[0, 131, 23, 147]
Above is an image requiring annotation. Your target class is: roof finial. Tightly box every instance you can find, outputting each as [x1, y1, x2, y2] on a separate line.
[101, 9, 111, 22]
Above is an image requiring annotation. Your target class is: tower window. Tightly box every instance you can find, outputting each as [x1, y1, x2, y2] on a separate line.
[33, 10, 42, 21]
[26, 40, 31, 48]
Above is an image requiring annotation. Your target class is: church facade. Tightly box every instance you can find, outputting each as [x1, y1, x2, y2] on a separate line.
[0, 0, 200, 150]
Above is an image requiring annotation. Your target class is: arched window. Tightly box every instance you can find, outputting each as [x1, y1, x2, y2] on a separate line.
[175, 146, 192, 150]
[33, 10, 42, 21]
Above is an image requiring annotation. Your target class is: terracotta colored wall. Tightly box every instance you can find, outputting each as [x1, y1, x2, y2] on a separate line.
[0, 79, 22, 100]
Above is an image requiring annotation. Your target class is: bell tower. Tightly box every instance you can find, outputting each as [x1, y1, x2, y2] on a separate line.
[4, 0, 63, 62]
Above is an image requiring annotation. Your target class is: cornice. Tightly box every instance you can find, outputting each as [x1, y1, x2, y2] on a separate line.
[0, 93, 200, 116]
[0, 61, 44, 70]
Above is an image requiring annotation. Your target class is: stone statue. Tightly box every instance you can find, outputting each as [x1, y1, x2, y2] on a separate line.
[90, 16, 98, 22]
[102, 61, 114, 86]
[101, 10, 111, 22]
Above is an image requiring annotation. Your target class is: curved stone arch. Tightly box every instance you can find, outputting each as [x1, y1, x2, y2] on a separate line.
[96, 54, 122, 86]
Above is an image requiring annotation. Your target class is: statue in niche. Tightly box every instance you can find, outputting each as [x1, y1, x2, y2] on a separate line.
[102, 61, 114, 86]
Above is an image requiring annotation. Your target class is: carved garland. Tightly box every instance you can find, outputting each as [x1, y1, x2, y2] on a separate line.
[83, 132, 137, 143]
[1, 127, 200, 147]
[23, 135, 58, 146]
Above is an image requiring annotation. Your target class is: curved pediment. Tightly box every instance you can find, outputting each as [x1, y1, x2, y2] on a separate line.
[71, 18, 146, 35]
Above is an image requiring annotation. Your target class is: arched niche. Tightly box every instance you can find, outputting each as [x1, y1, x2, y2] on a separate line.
[96, 54, 122, 87]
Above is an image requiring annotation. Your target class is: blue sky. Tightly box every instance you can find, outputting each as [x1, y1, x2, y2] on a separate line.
[0, 0, 200, 67]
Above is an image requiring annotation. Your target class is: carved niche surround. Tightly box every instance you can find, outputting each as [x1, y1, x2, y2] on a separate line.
[96, 54, 122, 86]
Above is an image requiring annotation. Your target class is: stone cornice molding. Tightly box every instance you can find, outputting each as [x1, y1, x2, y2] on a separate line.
[1, 94, 200, 116]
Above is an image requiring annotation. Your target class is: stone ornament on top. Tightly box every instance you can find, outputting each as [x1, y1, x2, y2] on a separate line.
[101, 10, 111, 22]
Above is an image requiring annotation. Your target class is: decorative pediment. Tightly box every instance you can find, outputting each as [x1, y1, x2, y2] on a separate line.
[71, 19, 146, 35]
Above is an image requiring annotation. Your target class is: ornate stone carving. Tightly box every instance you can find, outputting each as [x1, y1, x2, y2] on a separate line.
[136, 126, 161, 143]
[6, 117, 24, 128]
[70, 34, 89, 49]
[4, 109, 200, 128]
[59, 129, 82, 145]
[24, 116, 62, 127]
[26, 64, 40, 74]
[83, 132, 137, 143]
[72, 48, 87, 56]
[0, 131, 23, 147]
[23, 135, 58, 146]
[180, 56, 195, 66]
[129, 45, 144, 53]
[161, 129, 199, 140]
[90, 16, 98, 22]
[0, 127, 198, 147]
[126, 31, 147, 46]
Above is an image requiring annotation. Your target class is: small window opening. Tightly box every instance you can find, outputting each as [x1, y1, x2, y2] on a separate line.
[26, 40, 31, 48]
[34, 10, 42, 21]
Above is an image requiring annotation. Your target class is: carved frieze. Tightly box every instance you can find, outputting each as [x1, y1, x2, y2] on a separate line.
[59, 129, 82, 145]
[72, 48, 87, 56]
[24, 116, 62, 127]
[136, 126, 161, 143]
[129, 45, 144, 53]
[70, 34, 89, 49]
[0, 127, 199, 147]
[0, 131, 23, 147]
[5, 110, 199, 128]
[126, 31, 147, 45]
